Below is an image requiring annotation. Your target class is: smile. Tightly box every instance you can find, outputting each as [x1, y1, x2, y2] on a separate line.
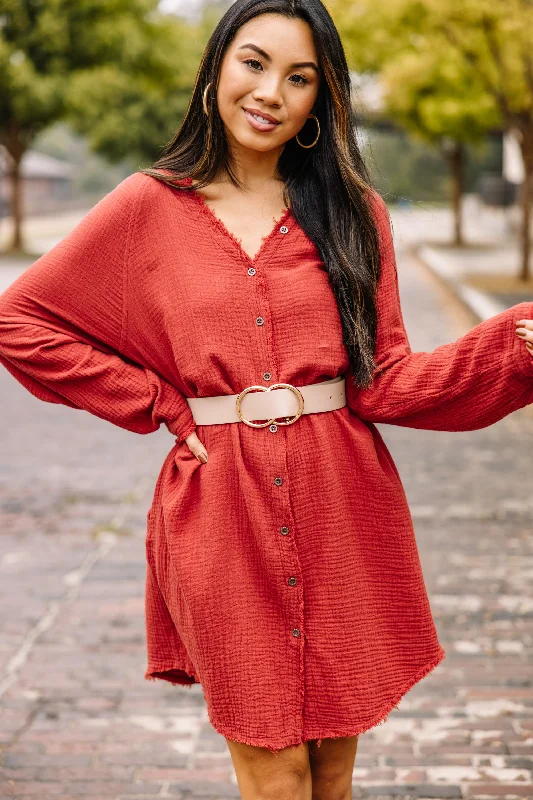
[242, 108, 281, 132]
[250, 112, 273, 124]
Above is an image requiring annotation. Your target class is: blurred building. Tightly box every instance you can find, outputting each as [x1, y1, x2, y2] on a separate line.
[0, 147, 78, 218]
[503, 131, 525, 184]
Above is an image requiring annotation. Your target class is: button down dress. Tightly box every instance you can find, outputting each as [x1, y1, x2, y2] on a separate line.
[1, 171, 533, 753]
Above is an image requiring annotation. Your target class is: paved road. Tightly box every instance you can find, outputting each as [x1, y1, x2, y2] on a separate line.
[0, 214, 532, 799]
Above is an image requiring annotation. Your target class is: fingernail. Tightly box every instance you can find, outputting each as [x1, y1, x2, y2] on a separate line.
[196, 452, 208, 464]
[516, 320, 525, 325]
[516, 330, 526, 336]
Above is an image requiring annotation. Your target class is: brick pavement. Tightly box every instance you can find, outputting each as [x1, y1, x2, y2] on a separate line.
[0, 218, 532, 798]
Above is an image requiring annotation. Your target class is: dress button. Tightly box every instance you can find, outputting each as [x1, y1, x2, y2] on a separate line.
[256, 316, 265, 326]
[263, 372, 272, 381]
[273, 477, 283, 486]
[280, 526, 290, 535]
[280, 225, 289, 234]
[269, 424, 278, 433]
[288, 577, 297, 586]
[248, 267, 256, 276]
[292, 628, 301, 637]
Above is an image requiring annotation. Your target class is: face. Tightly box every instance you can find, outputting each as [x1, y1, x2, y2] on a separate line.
[214, 13, 321, 155]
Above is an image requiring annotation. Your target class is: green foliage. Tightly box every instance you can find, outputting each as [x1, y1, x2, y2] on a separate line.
[425, 0, 533, 127]
[364, 127, 450, 202]
[328, 0, 502, 147]
[0, 0, 207, 164]
[328, 0, 533, 269]
[329, 0, 533, 143]
[363, 126, 502, 203]
[64, 13, 203, 166]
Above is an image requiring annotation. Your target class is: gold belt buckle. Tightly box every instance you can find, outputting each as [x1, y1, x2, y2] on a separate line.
[235, 383, 305, 428]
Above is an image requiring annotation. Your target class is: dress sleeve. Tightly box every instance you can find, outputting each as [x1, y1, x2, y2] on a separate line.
[0, 172, 197, 443]
[345, 191, 533, 431]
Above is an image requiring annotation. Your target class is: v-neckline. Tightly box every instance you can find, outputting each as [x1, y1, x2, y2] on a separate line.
[183, 177, 293, 265]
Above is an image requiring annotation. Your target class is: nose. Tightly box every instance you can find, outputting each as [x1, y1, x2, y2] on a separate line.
[252, 74, 283, 108]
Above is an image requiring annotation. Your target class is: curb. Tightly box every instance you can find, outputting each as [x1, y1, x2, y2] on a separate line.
[414, 244, 506, 323]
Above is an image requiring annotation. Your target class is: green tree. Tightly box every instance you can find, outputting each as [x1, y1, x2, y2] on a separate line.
[430, 0, 533, 278]
[65, 14, 202, 168]
[329, 0, 533, 276]
[0, 0, 198, 253]
[378, 47, 499, 244]
[330, 0, 499, 244]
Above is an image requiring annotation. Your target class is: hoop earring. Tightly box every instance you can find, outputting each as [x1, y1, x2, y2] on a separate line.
[296, 114, 320, 148]
[202, 82, 212, 116]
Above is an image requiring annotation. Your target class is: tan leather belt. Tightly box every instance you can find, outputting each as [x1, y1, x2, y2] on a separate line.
[186, 375, 346, 428]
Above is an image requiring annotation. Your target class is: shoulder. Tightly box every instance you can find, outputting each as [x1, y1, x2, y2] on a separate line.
[366, 187, 390, 227]
[111, 170, 164, 206]
[365, 187, 394, 253]
[129, 170, 196, 215]
[90, 171, 196, 238]
[82, 172, 151, 228]
[102, 170, 192, 208]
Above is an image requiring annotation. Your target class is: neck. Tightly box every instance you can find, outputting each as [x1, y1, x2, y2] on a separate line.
[222, 137, 285, 192]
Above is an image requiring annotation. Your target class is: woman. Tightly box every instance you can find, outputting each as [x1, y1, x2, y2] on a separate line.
[0, 1, 532, 798]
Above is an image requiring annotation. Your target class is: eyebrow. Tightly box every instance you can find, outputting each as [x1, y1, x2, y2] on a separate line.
[236, 43, 319, 74]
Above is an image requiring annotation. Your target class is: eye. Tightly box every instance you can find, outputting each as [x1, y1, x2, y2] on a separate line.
[243, 58, 310, 86]
[243, 58, 263, 71]
[290, 74, 309, 86]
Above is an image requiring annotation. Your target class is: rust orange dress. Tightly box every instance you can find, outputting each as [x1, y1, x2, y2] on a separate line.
[1, 171, 532, 753]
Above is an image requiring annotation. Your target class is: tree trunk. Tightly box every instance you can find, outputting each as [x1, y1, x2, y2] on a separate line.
[8, 152, 25, 253]
[519, 133, 533, 282]
[3, 121, 26, 254]
[446, 142, 465, 246]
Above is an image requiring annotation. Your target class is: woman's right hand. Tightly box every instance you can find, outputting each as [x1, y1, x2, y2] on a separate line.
[184, 431, 208, 464]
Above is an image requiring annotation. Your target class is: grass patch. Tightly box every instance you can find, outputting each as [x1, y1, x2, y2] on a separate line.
[465, 274, 533, 294]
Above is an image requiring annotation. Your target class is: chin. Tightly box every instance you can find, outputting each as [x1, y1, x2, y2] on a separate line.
[233, 130, 280, 153]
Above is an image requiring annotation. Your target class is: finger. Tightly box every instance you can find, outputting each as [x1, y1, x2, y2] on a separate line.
[515, 319, 533, 330]
[515, 324, 533, 343]
[184, 431, 208, 463]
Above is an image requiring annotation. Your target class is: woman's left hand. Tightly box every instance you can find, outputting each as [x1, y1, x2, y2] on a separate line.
[515, 319, 533, 357]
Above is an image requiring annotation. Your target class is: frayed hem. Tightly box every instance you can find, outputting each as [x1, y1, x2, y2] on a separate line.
[207, 645, 446, 755]
[144, 664, 200, 686]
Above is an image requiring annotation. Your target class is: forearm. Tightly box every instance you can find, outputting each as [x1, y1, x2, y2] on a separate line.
[349, 302, 533, 431]
[0, 321, 196, 441]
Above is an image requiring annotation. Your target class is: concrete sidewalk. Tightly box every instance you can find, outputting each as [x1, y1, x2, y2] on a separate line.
[0, 208, 90, 257]
[391, 195, 533, 322]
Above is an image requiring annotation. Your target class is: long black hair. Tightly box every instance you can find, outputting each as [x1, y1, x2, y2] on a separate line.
[141, 0, 382, 389]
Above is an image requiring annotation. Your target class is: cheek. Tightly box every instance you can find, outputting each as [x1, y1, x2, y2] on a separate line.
[218, 62, 253, 108]
[285, 95, 317, 130]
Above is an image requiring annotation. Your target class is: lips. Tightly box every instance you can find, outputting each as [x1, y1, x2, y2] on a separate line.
[242, 108, 281, 133]
[242, 107, 280, 124]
